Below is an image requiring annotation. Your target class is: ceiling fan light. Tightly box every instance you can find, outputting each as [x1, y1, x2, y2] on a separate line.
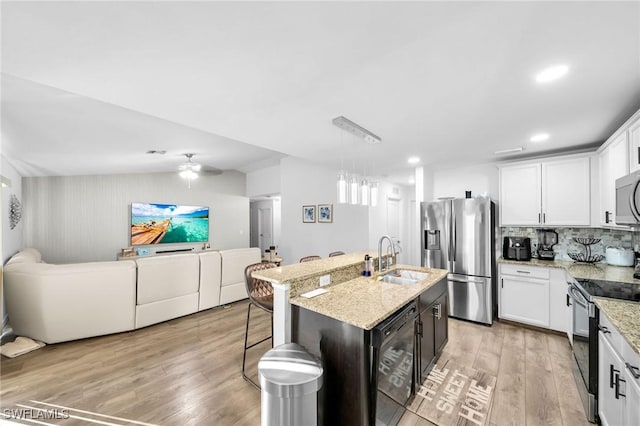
[180, 169, 198, 180]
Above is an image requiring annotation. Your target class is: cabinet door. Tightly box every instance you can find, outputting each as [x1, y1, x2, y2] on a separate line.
[548, 269, 570, 333]
[419, 307, 436, 383]
[600, 133, 629, 226]
[499, 275, 549, 327]
[433, 293, 448, 354]
[542, 157, 590, 226]
[499, 163, 542, 226]
[599, 333, 625, 426]
[628, 117, 640, 173]
[625, 366, 640, 426]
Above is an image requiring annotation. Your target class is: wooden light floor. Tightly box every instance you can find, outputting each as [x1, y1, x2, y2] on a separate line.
[1, 302, 590, 425]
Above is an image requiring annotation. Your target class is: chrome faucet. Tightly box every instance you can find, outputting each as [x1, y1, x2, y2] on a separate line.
[378, 235, 397, 273]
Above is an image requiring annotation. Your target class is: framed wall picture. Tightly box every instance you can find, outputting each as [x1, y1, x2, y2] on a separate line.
[318, 204, 333, 223]
[303, 205, 316, 223]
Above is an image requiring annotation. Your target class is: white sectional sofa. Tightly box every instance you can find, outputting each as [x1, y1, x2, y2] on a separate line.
[3, 248, 137, 344]
[3, 247, 262, 344]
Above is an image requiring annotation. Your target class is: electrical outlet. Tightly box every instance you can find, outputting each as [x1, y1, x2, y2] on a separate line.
[319, 274, 331, 287]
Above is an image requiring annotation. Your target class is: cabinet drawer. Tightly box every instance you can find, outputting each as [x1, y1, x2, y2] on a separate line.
[600, 312, 623, 354]
[622, 337, 640, 380]
[501, 263, 550, 279]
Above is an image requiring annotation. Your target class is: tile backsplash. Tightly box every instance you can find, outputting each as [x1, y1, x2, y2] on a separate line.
[500, 227, 640, 262]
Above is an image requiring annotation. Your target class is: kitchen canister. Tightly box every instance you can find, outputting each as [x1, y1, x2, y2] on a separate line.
[605, 246, 635, 267]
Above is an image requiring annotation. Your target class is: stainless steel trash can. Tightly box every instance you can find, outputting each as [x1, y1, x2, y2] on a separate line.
[258, 343, 323, 426]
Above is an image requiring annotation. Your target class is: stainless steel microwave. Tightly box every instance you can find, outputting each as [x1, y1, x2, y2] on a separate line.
[615, 170, 640, 225]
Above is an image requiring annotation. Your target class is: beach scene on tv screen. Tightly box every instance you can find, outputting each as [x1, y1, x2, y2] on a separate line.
[131, 203, 209, 245]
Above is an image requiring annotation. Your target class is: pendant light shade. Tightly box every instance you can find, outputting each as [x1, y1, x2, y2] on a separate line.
[360, 178, 370, 206]
[337, 171, 348, 204]
[370, 182, 379, 207]
[349, 175, 359, 205]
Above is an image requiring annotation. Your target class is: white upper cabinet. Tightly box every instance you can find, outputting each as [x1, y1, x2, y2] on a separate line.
[499, 163, 542, 226]
[542, 157, 591, 226]
[499, 155, 590, 226]
[599, 132, 629, 226]
[628, 116, 640, 173]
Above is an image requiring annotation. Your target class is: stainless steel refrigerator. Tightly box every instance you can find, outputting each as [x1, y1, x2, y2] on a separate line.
[420, 197, 496, 325]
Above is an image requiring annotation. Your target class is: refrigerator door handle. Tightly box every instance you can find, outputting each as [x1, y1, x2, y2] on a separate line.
[448, 275, 487, 284]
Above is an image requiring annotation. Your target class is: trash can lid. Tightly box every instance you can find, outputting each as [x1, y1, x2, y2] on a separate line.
[258, 343, 323, 397]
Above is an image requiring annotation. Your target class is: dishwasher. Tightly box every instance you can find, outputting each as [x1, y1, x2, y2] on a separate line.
[370, 300, 418, 425]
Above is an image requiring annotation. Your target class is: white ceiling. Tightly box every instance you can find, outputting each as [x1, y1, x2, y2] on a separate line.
[2, 1, 640, 183]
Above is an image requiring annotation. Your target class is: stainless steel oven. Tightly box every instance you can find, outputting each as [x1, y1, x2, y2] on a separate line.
[568, 280, 597, 423]
[568, 278, 640, 424]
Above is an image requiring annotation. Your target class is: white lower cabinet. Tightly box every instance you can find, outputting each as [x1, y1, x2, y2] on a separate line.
[499, 264, 550, 328]
[599, 333, 625, 426]
[499, 263, 573, 333]
[598, 311, 640, 425]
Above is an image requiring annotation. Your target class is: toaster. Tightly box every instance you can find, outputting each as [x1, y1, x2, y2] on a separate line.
[503, 237, 532, 261]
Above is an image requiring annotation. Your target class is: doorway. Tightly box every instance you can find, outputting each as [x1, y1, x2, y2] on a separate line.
[249, 198, 281, 256]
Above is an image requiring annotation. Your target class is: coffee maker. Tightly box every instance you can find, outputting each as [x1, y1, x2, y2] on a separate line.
[537, 229, 558, 260]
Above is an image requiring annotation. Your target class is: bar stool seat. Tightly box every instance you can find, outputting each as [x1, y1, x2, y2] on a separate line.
[242, 262, 277, 389]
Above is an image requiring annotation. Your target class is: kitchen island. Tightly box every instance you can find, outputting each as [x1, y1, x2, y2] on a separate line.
[253, 252, 448, 425]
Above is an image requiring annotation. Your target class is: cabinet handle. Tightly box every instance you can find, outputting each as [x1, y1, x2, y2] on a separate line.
[433, 304, 442, 320]
[543, 212, 546, 223]
[599, 325, 611, 334]
[538, 213, 541, 224]
[615, 374, 626, 399]
[627, 362, 640, 379]
[566, 294, 571, 307]
[610, 364, 618, 388]
[516, 270, 531, 274]
[501, 278, 503, 288]
[605, 211, 611, 224]
[637, 146, 639, 165]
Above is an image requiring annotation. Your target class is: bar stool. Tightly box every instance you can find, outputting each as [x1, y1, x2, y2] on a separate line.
[242, 262, 277, 390]
[328, 251, 345, 257]
[300, 255, 321, 262]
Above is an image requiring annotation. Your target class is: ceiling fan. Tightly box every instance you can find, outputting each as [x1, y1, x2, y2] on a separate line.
[178, 153, 222, 188]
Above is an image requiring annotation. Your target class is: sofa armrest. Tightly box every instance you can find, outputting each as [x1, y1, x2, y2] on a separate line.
[4, 260, 137, 344]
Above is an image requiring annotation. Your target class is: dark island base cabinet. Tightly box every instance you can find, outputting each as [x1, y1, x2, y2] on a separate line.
[291, 278, 448, 426]
[418, 279, 449, 383]
[291, 305, 371, 426]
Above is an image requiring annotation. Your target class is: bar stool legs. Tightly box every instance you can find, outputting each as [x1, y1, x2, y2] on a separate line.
[242, 302, 272, 390]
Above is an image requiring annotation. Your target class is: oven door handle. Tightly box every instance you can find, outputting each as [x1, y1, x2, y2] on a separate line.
[569, 286, 589, 310]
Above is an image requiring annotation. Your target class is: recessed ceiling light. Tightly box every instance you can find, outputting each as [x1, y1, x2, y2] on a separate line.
[408, 178, 416, 184]
[408, 156, 420, 165]
[530, 133, 550, 143]
[535, 65, 569, 83]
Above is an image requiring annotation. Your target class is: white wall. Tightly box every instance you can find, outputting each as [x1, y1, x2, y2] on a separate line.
[432, 163, 499, 201]
[23, 171, 250, 263]
[246, 164, 280, 197]
[279, 157, 370, 265]
[1, 156, 23, 263]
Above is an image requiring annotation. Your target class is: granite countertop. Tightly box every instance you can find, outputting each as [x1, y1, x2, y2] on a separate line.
[594, 298, 640, 358]
[253, 251, 377, 284]
[289, 265, 448, 330]
[498, 257, 640, 285]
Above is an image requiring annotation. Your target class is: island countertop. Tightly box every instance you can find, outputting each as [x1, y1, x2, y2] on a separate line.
[289, 264, 448, 330]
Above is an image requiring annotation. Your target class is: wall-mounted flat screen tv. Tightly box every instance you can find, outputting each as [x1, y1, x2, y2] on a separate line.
[130, 202, 209, 246]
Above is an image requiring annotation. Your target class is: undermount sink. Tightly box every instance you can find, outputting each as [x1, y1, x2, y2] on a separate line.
[380, 269, 430, 285]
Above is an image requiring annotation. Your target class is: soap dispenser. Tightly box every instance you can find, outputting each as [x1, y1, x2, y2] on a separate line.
[363, 255, 372, 277]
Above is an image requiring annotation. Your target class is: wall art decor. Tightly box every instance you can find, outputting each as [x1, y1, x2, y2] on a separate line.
[9, 194, 22, 230]
[318, 204, 333, 223]
[303, 205, 316, 223]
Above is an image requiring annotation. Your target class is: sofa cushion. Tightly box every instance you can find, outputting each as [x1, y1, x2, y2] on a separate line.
[198, 251, 222, 310]
[135, 253, 200, 305]
[220, 248, 261, 287]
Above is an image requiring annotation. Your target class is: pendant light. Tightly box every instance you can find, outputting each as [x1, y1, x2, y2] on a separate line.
[337, 171, 348, 204]
[370, 182, 379, 207]
[360, 177, 370, 206]
[349, 174, 359, 205]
